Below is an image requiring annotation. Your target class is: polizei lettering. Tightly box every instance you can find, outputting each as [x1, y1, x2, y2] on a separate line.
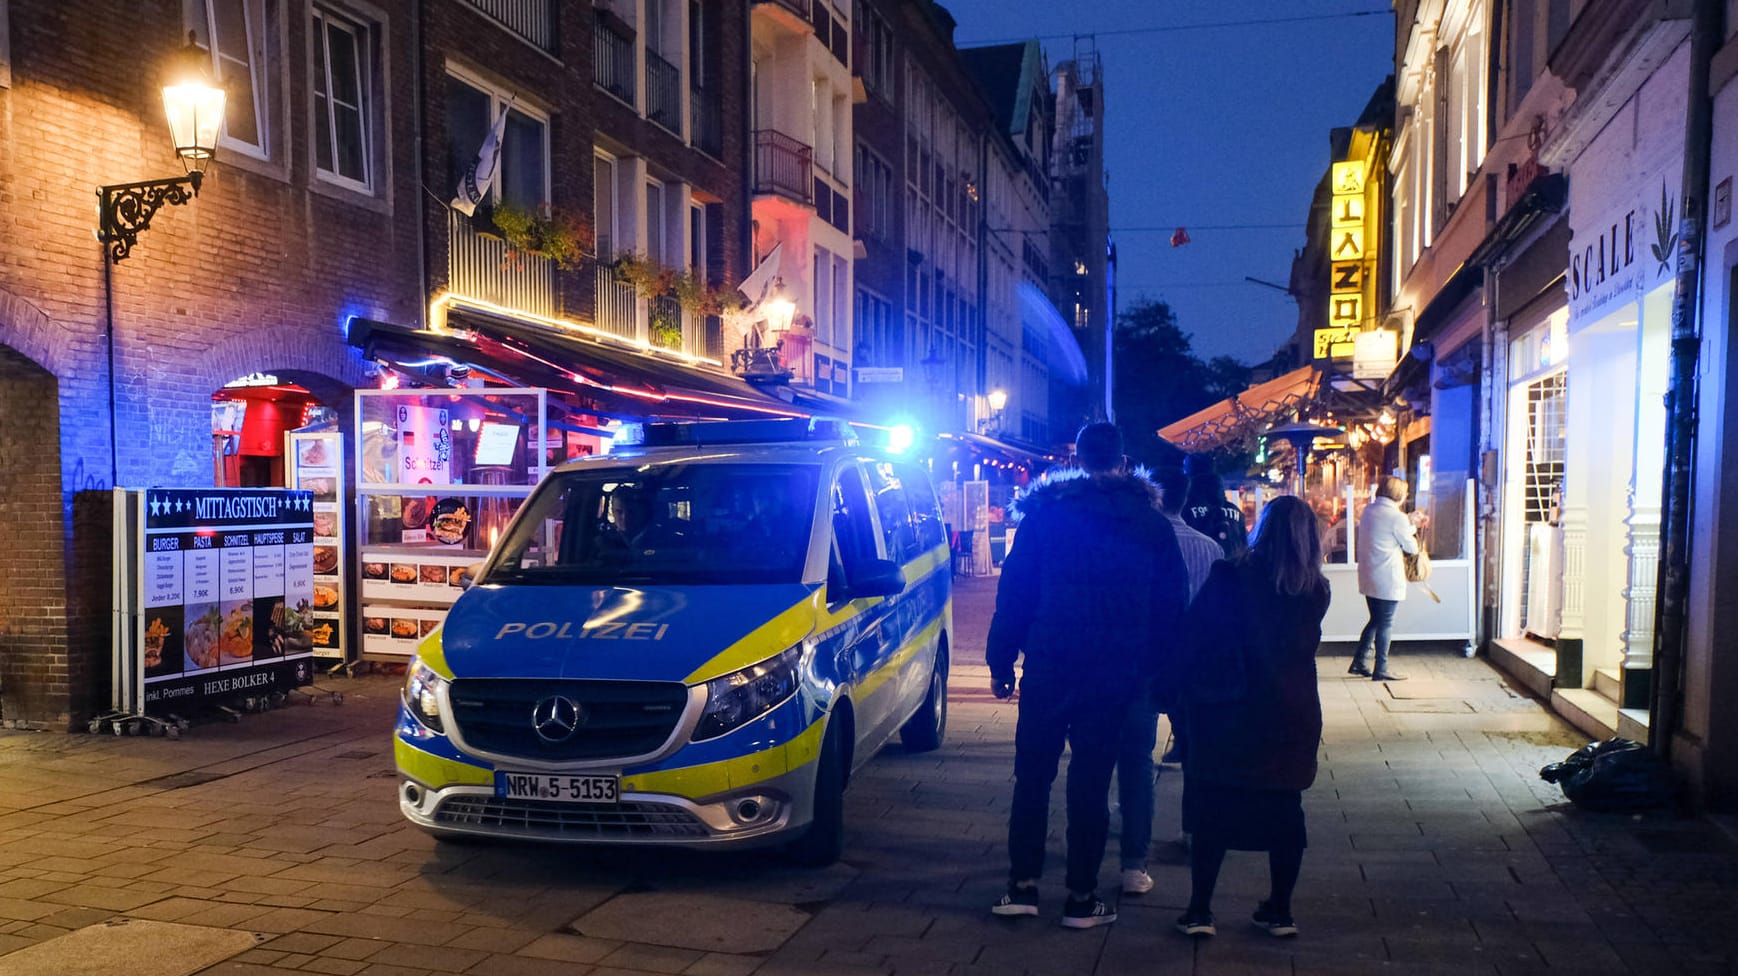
[494, 621, 670, 641]
[194, 495, 281, 521]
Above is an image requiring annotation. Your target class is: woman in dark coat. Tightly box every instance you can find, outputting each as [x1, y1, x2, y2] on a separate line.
[1173, 495, 1331, 939]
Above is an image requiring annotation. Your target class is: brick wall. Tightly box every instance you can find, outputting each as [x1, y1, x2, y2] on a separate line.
[0, 345, 69, 728]
[0, 0, 419, 725]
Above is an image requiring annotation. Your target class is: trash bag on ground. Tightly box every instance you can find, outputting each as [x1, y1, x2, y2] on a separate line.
[1539, 737, 1673, 812]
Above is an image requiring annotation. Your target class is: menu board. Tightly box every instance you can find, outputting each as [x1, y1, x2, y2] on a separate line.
[288, 432, 346, 661]
[140, 487, 316, 711]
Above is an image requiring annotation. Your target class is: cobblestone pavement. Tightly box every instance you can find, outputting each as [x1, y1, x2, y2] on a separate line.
[0, 577, 1735, 975]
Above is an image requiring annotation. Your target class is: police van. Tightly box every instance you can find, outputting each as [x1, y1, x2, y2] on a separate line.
[395, 417, 952, 864]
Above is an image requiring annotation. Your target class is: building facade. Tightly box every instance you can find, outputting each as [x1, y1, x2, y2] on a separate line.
[0, 0, 775, 728]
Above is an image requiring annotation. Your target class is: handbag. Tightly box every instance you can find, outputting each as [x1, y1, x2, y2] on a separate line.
[1403, 540, 1441, 602]
[1402, 540, 1431, 582]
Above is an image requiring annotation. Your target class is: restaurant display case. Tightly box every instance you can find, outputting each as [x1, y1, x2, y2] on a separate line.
[353, 389, 553, 663]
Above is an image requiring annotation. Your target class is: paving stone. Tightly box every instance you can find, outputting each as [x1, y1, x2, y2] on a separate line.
[574, 892, 809, 954]
[0, 918, 260, 976]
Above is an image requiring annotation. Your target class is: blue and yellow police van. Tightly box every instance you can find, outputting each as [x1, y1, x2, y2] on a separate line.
[395, 418, 952, 864]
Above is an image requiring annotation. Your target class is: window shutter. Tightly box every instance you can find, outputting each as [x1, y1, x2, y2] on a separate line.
[1432, 44, 1451, 233]
[705, 202, 725, 286]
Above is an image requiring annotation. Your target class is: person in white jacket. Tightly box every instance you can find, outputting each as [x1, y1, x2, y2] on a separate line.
[1350, 476, 1420, 681]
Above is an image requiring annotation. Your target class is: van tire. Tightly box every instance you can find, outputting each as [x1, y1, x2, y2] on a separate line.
[900, 645, 947, 752]
[787, 718, 847, 866]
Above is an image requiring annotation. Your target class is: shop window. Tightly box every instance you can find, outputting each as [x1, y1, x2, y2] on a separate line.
[188, 0, 277, 160]
[312, 5, 376, 192]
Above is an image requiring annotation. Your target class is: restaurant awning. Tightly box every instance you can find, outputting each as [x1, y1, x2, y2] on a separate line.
[348, 314, 815, 421]
[942, 431, 1063, 467]
[1157, 365, 1321, 454]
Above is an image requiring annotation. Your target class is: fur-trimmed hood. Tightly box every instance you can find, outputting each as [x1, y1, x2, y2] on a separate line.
[1012, 466, 1163, 523]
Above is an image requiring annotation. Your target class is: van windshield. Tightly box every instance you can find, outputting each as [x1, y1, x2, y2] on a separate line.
[484, 463, 819, 586]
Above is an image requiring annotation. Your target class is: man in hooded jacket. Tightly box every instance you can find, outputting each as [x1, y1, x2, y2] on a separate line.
[987, 423, 1190, 929]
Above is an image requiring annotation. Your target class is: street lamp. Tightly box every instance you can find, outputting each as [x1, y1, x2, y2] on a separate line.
[761, 278, 796, 334]
[97, 33, 225, 262]
[987, 389, 1008, 412]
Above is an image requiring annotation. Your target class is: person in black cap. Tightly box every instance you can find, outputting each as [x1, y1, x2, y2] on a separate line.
[1182, 455, 1249, 560]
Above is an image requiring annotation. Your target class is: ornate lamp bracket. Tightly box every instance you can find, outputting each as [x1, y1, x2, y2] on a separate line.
[97, 171, 204, 263]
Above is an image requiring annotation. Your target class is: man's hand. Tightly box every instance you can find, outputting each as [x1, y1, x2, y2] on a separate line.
[991, 677, 1015, 700]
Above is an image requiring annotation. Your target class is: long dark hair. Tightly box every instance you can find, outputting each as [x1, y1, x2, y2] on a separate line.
[1245, 495, 1328, 597]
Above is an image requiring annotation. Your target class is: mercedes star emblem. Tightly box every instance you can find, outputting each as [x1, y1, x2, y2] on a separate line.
[531, 695, 584, 743]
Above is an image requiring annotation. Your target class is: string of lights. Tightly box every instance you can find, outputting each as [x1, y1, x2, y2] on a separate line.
[958, 8, 1392, 46]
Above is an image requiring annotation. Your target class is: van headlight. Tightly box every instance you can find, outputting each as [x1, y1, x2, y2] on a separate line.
[693, 646, 801, 741]
[403, 661, 448, 734]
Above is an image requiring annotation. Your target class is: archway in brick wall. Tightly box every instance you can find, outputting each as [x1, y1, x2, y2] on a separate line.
[0, 342, 70, 728]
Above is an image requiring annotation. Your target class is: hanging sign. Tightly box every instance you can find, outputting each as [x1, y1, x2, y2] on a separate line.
[137, 488, 316, 712]
[1353, 329, 1400, 380]
[1321, 154, 1377, 362]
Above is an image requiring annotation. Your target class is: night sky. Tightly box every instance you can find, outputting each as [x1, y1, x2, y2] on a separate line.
[942, 1, 1395, 364]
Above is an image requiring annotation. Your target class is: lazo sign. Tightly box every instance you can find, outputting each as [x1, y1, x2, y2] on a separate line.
[1320, 154, 1377, 360]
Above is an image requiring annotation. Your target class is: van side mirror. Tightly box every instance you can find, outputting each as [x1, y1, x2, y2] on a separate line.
[457, 563, 483, 589]
[850, 559, 905, 599]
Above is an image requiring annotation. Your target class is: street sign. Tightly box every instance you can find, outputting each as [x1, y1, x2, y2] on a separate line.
[855, 367, 904, 383]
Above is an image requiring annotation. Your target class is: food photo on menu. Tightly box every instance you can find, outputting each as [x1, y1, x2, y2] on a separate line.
[390, 563, 418, 584]
[362, 561, 388, 581]
[420, 619, 440, 637]
[183, 603, 223, 671]
[420, 564, 447, 585]
[219, 599, 253, 665]
[298, 438, 330, 467]
[301, 477, 336, 501]
[263, 599, 315, 658]
[313, 545, 339, 575]
[313, 582, 340, 610]
[307, 617, 338, 650]
[391, 618, 420, 641]
[312, 511, 337, 539]
[143, 608, 184, 676]
[363, 615, 389, 637]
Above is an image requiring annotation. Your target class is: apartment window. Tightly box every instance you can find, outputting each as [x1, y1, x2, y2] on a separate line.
[188, 0, 273, 158]
[312, 6, 373, 191]
[814, 248, 834, 346]
[447, 70, 549, 210]
[646, 180, 666, 263]
[856, 144, 894, 239]
[833, 254, 850, 356]
[856, 1, 894, 100]
[689, 203, 706, 275]
[594, 152, 617, 257]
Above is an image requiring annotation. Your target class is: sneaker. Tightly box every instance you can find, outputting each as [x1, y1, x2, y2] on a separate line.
[1252, 902, 1298, 937]
[990, 884, 1039, 917]
[1175, 910, 1216, 937]
[1347, 664, 1372, 677]
[1121, 868, 1154, 895]
[1371, 671, 1408, 682]
[1061, 895, 1117, 929]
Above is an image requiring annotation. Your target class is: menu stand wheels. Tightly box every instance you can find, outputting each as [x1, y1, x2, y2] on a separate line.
[217, 704, 243, 723]
[87, 710, 184, 738]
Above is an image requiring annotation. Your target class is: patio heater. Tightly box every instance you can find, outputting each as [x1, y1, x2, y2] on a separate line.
[1265, 420, 1344, 495]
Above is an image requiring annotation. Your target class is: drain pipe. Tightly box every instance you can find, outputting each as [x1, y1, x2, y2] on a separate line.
[1649, 0, 1722, 762]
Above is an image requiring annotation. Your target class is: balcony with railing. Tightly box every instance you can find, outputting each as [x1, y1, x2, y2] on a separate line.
[593, 239, 640, 342]
[465, 0, 558, 53]
[755, 0, 812, 21]
[645, 49, 682, 135]
[593, 14, 636, 105]
[448, 209, 557, 319]
[691, 85, 722, 158]
[753, 130, 815, 206]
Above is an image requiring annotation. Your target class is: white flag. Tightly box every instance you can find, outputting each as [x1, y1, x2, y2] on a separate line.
[451, 101, 512, 216]
[736, 243, 785, 305]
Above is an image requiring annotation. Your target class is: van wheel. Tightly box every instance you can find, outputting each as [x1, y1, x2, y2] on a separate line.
[900, 648, 948, 752]
[787, 719, 847, 867]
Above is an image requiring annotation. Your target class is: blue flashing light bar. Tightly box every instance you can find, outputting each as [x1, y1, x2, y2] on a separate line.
[613, 417, 859, 448]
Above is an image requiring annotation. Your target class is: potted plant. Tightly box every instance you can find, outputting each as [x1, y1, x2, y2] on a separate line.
[488, 202, 592, 271]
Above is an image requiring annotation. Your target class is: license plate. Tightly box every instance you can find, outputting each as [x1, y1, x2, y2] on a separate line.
[496, 772, 619, 804]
